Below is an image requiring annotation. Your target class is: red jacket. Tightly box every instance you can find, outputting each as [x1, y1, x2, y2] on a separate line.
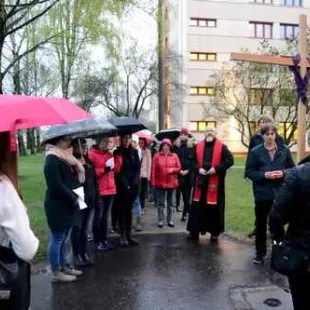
[151, 152, 181, 189]
[88, 147, 116, 196]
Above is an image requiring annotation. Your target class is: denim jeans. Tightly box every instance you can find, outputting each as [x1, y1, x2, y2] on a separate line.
[134, 196, 142, 217]
[48, 229, 71, 271]
[156, 188, 175, 223]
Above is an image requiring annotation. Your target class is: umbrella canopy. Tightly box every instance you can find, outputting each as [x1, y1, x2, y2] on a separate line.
[42, 118, 118, 143]
[0, 95, 91, 132]
[135, 131, 154, 144]
[107, 116, 147, 134]
[155, 128, 180, 141]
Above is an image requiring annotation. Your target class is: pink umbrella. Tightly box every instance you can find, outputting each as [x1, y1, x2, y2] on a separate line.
[0, 95, 91, 133]
[135, 131, 154, 144]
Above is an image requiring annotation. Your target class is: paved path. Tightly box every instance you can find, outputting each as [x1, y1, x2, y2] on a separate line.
[30, 207, 292, 310]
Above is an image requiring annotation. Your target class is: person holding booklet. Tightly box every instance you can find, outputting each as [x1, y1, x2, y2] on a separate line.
[71, 139, 99, 267]
[43, 135, 85, 283]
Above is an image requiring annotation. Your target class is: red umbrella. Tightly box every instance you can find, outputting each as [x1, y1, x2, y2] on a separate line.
[0, 95, 91, 133]
[135, 131, 154, 144]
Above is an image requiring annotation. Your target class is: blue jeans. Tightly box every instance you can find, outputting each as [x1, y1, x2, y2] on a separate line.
[48, 229, 71, 271]
[134, 196, 142, 217]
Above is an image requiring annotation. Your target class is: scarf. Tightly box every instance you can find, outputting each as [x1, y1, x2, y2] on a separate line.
[193, 139, 223, 205]
[45, 144, 85, 183]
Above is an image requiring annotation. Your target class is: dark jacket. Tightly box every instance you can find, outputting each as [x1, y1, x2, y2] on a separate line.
[44, 155, 80, 231]
[174, 142, 194, 171]
[83, 156, 100, 208]
[245, 144, 295, 202]
[114, 146, 141, 196]
[269, 164, 310, 251]
[248, 131, 285, 151]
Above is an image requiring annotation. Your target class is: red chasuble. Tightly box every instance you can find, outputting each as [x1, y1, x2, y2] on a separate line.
[193, 139, 223, 205]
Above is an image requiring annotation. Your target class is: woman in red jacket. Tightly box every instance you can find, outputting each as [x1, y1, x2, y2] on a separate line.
[151, 139, 181, 228]
[88, 137, 116, 251]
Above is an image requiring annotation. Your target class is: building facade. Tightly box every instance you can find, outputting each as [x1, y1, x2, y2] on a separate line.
[166, 0, 309, 153]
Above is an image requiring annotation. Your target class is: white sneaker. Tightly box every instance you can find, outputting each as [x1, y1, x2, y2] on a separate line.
[52, 271, 77, 283]
[62, 266, 83, 277]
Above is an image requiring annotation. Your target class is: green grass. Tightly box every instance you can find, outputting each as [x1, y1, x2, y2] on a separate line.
[17, 153, 254, 260]
[18, 153, 48, 260]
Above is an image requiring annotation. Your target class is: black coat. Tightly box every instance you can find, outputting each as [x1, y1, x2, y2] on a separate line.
[44, 155, 80, 231]
[174, 143, 196, 187]
[187, 140, 234, 235]
[248, 132, 285, 151]
[114, 146, 141, 201]
[174, 143, 194, 171]
[83, 157, 100, 208]
[245, 144, 295, 202]
[269, 164, 310, 251]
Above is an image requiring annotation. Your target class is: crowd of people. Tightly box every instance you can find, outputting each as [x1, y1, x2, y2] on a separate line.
[2, 114, 310, 309]
[41, 125, 236, 283]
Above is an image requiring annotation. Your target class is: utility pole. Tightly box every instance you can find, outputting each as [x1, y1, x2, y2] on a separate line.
[158, 0, 165, 130]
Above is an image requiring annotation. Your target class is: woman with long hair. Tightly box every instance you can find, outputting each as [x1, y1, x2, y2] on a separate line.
[44, 135, 84, 282]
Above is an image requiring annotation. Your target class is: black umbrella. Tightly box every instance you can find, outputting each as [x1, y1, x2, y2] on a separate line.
[155, 128, 180, 141]
[108, 116, 147, 134]
[42, 118, 118, 143]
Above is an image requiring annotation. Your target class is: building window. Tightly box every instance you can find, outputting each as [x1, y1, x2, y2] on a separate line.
[254, 0, 273, 3]
[190, 18, 217, 28]
[190, 52, 217, 61]
[280, 24, 299, 39]
[190, 87, 216, 96]
[250, 22, 273, 38]
[190, 121, 217, 132]
[280, 0, 302, 6]
[250, 88, 273, 105]
[279, 122, 298, 142]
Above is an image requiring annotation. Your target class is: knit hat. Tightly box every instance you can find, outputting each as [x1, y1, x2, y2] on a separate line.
[180, 128, 189, 136]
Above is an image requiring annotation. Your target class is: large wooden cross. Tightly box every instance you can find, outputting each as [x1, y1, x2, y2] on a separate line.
[231, 14, 308, 162]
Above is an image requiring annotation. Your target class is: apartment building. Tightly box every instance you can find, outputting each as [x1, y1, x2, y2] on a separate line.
[166, 0, 309, 153]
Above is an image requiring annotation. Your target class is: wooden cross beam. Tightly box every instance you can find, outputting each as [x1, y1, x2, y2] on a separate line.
[231, 14, 308, 161]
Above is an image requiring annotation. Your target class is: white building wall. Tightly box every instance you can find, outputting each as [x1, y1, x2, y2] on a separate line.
[167, 0, 310, 153]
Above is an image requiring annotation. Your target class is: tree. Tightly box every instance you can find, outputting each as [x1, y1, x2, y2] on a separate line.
[72, 45, 158, 119]
[0, 0, 60, 94]
[47, 0, 132, 99]
[208, 41, 300, 148]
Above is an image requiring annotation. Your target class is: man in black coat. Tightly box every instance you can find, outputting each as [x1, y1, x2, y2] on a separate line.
[114, 133, 141, 247]
[247, 115, 285, 239]
[269, 158, 310, 310]
[245, 124, 295, 265]
[174, 128, 195, 221]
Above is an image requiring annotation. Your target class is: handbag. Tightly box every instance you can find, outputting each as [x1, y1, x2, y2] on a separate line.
[0, 244, 21, 289]
[271, 241, 310, 276]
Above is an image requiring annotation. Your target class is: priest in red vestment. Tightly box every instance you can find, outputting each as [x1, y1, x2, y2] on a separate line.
[187, 127, 234, 242]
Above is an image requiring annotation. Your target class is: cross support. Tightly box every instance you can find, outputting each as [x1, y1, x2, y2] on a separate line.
[231, 14, 308, 161]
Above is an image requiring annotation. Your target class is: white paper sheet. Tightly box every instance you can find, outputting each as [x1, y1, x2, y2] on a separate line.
[78, 198, 88, 210]
[73, 187, 85, 201]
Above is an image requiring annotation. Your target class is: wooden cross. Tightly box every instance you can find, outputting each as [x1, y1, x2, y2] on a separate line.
[231, 14, 308, 162]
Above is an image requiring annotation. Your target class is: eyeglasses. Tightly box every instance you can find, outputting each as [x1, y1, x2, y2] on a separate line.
[264, 132, 275, 136]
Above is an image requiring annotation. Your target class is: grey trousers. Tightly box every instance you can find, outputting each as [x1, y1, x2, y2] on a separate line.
[156, 188, 175, 223]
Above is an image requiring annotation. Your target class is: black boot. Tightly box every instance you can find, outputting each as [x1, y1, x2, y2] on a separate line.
[82, 253, 94, 266]
[120, 236, 129, 247]
[126, 234, 139, 246]
[74, 255, 87, 268]
[187, 233, 199, 241]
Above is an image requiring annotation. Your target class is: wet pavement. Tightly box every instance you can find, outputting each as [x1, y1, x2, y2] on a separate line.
[31, 231, 290, 310]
